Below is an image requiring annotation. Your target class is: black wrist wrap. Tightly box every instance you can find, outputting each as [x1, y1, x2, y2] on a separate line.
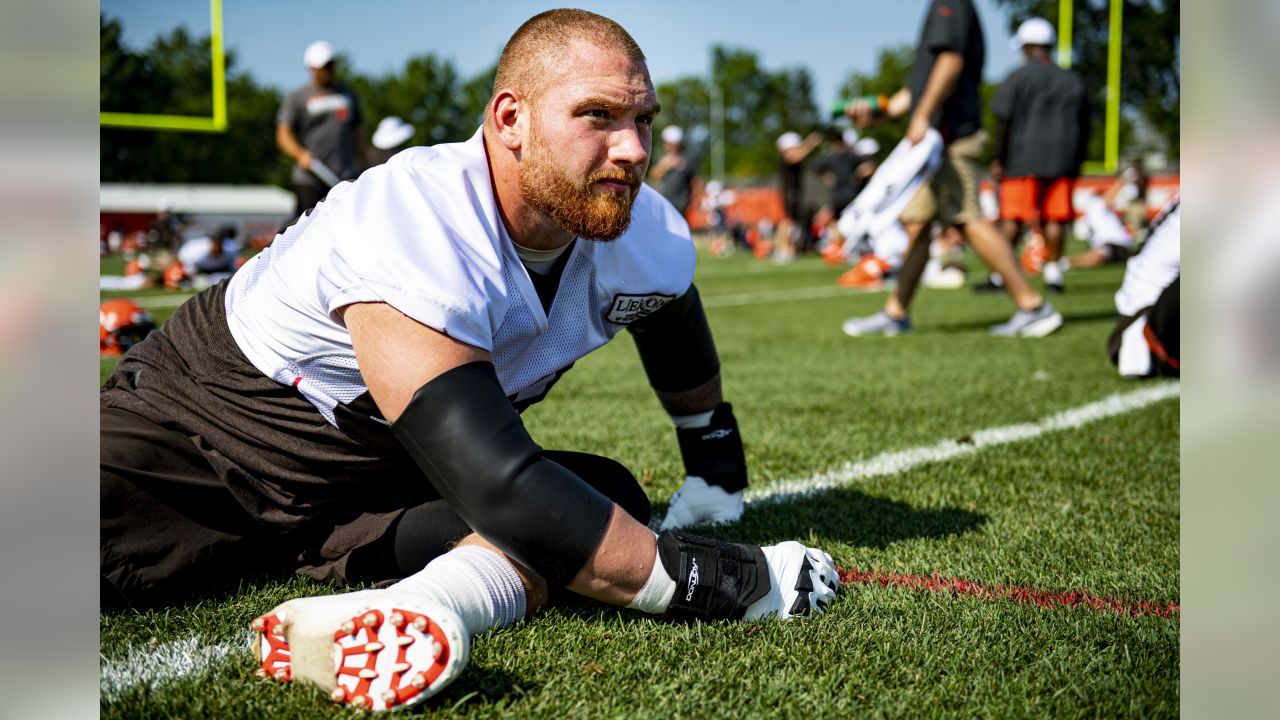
[656, 531, 769, 621]
[676, 402, 748, 492]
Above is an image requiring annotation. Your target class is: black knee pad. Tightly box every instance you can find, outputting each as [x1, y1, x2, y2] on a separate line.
[545, 451, 651, 526]
[656, 530, 769, 621]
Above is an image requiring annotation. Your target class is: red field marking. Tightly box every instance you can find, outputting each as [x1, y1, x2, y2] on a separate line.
[838, 567, 1179, 620]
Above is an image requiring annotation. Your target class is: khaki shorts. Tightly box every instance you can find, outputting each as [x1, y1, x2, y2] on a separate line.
[901, 130, 987, 227]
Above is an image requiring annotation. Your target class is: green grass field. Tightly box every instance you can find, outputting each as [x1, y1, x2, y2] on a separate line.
[100, 243, 1179, 718]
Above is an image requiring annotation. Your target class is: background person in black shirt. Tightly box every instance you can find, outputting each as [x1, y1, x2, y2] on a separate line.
[814, 128, 867, 217]
[841, 0, 1061, 338]
[648, 124, 697, 219]
[992, 18, 1090, 293]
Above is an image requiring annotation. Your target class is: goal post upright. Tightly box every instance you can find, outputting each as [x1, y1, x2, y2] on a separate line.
[1063, 0, 1123, 175]
[100, 0, 228, 133]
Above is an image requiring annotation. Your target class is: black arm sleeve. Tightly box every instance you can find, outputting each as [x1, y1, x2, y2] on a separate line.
[390, 361, 614, 586]
[627, 284, 720, 393]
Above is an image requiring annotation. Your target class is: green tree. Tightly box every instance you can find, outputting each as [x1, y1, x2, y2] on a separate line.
[348, 55, 490, 147]
[100, 14, 287, 185]
[993, 0, 1178, 159]
[654, 46, 822, 180]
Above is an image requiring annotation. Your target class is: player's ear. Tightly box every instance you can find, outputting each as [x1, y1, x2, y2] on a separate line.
[491, 89, 526, 151]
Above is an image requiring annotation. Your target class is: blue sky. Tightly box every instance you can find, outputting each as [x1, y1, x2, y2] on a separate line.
[101, 0, 1024, 108]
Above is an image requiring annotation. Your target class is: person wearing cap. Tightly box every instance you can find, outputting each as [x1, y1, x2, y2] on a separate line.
[813, 128, 867, 219]
[276, 40, 366, 218]
[648, 124, 696, 218]
[774, 130, 824, 262]
[841, 0, 1063, 338]
[991, 17, 1089, 293]
[367, 116, 416, 167]
[148, 196, 186, 254]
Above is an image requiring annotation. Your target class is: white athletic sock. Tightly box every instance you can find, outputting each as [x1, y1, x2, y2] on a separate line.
[670, 409, 714, 429]
[389, 545, 527, 637]
[1043, 259, 1064, 286]
[624, 538, 676, 614]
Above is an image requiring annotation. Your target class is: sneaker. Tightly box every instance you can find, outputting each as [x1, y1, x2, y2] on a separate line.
[252, 590, 470, 711]
[971, 274, 1006, 294]
[658, 475, 744, 531]
[989, 302, 1064, 337]
[842, 311, 911, 337]
[743, 542, 839, 620]
[1042, 259, 1065, 293]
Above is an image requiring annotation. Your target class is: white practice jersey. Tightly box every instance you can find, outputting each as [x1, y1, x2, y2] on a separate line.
[1114, 196, 1180, 317]
[1076, 194, 1133, 250]
[225, 129, 695, 427]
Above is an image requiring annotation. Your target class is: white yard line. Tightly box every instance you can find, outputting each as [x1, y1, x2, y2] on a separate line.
[745, 383, 1180, 507]
[100, 635, 243, 699]
[101, 383, 1178, 697]
[701, 284, 873, 308]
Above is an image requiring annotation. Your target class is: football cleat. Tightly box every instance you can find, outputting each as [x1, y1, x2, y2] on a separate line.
[743, 542, 840, 621]
[836, 254, 891, 291]
[1020, 237, 1050, 276]
[820, 240, 848, 266]
[252, 590, 469, 711]
[659, 475, 744, 531]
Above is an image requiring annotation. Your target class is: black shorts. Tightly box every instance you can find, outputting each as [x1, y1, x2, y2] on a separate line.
[101, 404, 649, 608]
[100, 282, 651, 607]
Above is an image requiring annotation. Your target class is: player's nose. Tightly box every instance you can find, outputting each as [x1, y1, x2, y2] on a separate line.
[609, 123, 649, 169]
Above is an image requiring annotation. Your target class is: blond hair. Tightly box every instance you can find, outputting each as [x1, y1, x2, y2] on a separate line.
[493, 9, 646, 102]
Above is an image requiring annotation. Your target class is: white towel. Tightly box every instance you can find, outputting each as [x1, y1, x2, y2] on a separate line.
[835, 129, 943, 259]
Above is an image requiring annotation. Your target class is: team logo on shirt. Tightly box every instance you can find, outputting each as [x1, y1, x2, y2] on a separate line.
[606, 292, 675, 325]
[306, 93, 352, 121]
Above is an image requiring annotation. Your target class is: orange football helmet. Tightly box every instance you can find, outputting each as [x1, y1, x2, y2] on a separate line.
[100, 299, 155, 355]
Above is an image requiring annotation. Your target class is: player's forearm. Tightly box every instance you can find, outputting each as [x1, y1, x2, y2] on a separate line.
[566, 504, 658, 604]
[629, 284, 721, 414]
[276, 124, 308, 162]
[887, 87, 913, 118]
[912, 51, 964, 126]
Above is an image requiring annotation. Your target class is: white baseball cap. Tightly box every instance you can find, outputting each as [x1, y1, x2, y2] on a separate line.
[304, 40, 335, 69]
[776, 131, 802, 152]
[661, 125, 684, 145]
[854, 138, 881, 157]
[372, 116, 414, 150]
[1011, 18, 1055, 49]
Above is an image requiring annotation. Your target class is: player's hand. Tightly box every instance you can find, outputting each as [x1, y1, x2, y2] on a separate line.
[845, 99, 876, 128]
[659, 475, 744, 530]
[990, 159, 1004, 183]
[298, 150, 314, 170]
[905, 114, 930, 145]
